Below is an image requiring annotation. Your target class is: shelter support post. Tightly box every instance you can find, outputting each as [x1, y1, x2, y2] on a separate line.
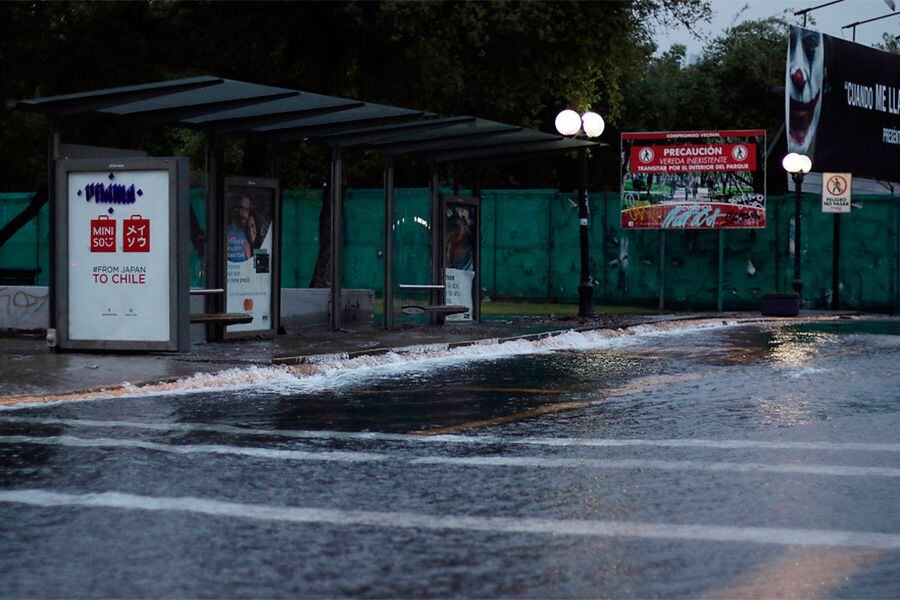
[832, 214, 841, 309]
[271, 142, 284, 333]
[330, 145, 343, 331]
[383, 154, 395, 330]
[577, 149, 594, 318]
[659, 231, 666, 311]
[429, 159, 441, 325]
[205, 134, 226, 341]
[717, 230, 725, 312]
[472, 167, 482, 322]
[47, 117, 61, 334]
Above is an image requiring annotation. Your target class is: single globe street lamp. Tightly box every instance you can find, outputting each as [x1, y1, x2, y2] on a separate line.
[556, 109, 605, 318]
[782, 152, 812, 298]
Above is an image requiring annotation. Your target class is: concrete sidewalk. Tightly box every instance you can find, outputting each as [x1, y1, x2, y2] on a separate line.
[0, 311, 855, 399]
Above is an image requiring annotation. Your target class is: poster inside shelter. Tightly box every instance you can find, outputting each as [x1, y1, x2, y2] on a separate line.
[620, 130, 767, 229]
[225, 184, 274, 333]
[786, 26, 899, 182]
[67, 169, 170, 341]
[443, 202, 476, 321]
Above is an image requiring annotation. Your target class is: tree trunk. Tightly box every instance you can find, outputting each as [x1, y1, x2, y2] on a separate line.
[309, 184, 332, 287]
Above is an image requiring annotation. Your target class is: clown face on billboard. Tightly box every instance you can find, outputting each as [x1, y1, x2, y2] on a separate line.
[786, 27, 824, 157]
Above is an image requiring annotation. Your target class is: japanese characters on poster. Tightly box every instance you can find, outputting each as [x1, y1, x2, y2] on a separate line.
[444, 202, 476, 321]
[225, 183, 274, 333]
[67, 169, 170, 341]
[620, 130, 767, 230]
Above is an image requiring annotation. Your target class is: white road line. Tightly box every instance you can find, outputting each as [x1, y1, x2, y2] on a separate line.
[2, 489, 899, 550]
[2, 416, 899, 452]
[0, 435, 386, 463]
[1, 434, 897, 478]
[410, 456, 900, 478]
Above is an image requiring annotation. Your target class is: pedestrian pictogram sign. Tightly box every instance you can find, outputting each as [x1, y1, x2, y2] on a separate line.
[822, 172, 852, 213]
[90, 215, 116, 252]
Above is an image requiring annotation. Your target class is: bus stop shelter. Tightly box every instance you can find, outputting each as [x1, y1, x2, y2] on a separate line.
[12, 76, 599, 342]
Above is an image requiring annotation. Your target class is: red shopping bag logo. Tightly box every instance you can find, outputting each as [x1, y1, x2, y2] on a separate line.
[123, 214, 150, 253]
[90, 215, 116, 252]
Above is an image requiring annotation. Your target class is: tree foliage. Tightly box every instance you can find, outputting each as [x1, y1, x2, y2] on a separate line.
[0, 0, 711, 191]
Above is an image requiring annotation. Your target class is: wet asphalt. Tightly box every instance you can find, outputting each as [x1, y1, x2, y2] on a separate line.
[0, 319, 898, 598]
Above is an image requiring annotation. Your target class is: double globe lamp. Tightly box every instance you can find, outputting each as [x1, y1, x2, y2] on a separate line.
[555, 109, 605, 317]
[782, 152, 812, 296]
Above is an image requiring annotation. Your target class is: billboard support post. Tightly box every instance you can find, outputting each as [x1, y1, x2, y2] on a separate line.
[658, 231, 666, 311]
[832, 214, 841, 308]
[717, 230, 725, 312]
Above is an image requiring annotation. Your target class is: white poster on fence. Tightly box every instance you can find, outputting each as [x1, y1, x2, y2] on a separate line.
[67, 169, 170, 341]
[444, 267, 474, 322]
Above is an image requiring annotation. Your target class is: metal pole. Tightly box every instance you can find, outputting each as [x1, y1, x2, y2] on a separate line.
[47, 117, 61, 335]
[205, 134, 225, 341]
[577, 148, 594, 317]
[430, 159, 441, 324]
[659, 231, 666, 311]
[271, 142, 284, 334]
[330, 145, 343, 331]
[383, 154, 394, 330]
[792, 173, 804, 299]
[717, 230, 725, 312]
[832, 213, 841, 308]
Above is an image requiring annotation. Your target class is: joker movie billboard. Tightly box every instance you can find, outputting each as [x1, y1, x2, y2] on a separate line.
[787, 26, 900, 182]
[621, 130, 766, 229]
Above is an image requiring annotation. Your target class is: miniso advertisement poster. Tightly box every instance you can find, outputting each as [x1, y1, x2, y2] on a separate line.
[67, 169, 171, 341]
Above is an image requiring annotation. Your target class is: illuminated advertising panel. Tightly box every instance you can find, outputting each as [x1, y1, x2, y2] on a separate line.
[621, 130, 767, 229]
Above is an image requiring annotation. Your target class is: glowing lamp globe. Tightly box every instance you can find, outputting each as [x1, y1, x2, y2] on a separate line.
[555, 109, 582, 136]
[581, 111, 605, 138]
[782, 152, 812, 174]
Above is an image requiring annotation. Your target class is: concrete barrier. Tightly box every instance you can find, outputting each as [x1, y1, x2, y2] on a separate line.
[0, 286, 49, 331]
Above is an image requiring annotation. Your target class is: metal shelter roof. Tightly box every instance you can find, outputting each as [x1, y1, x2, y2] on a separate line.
[13, 76, 598, 159]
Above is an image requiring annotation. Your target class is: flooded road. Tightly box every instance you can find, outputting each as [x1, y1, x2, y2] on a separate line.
[1, 318, 899, 598]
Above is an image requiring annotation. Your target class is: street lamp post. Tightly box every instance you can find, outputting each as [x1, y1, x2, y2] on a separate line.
[556, 109, 604, 318]
[782, 152, 812, 298]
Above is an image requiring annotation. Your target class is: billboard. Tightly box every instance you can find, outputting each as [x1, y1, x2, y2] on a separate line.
[224, 177, 279, 337]
[787, 26, 900, 182]
[621, 130, 767, 229]
[56, 158, 189, 351]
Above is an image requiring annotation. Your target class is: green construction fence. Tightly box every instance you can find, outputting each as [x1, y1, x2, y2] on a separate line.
[2, 188, 898, 312]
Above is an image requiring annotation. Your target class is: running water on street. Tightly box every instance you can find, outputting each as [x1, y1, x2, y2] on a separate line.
[1, 318, 898, 598]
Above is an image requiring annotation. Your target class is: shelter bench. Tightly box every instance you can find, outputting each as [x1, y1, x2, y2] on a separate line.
[397, 283, 467, 321]
[189, 288, 252, 326]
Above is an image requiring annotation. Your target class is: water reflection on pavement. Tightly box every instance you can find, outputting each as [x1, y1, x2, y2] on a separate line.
[0, 319, 898, 598]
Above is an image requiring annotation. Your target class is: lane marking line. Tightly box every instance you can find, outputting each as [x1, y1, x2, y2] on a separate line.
[2, 416, 899, 453]
[2, 434, 898, 477]
[2, 489, 899, 550]
[409, 456, 900, 478]
[0, 435, 386, 463]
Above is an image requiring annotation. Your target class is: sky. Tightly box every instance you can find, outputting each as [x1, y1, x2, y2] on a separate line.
[654, 0, 898, 59]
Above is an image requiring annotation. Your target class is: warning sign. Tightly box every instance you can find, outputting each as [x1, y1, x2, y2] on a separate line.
[822, 172, 852, 214]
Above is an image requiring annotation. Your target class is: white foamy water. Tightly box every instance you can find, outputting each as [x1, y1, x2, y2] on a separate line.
[2, 319, 739, 407]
